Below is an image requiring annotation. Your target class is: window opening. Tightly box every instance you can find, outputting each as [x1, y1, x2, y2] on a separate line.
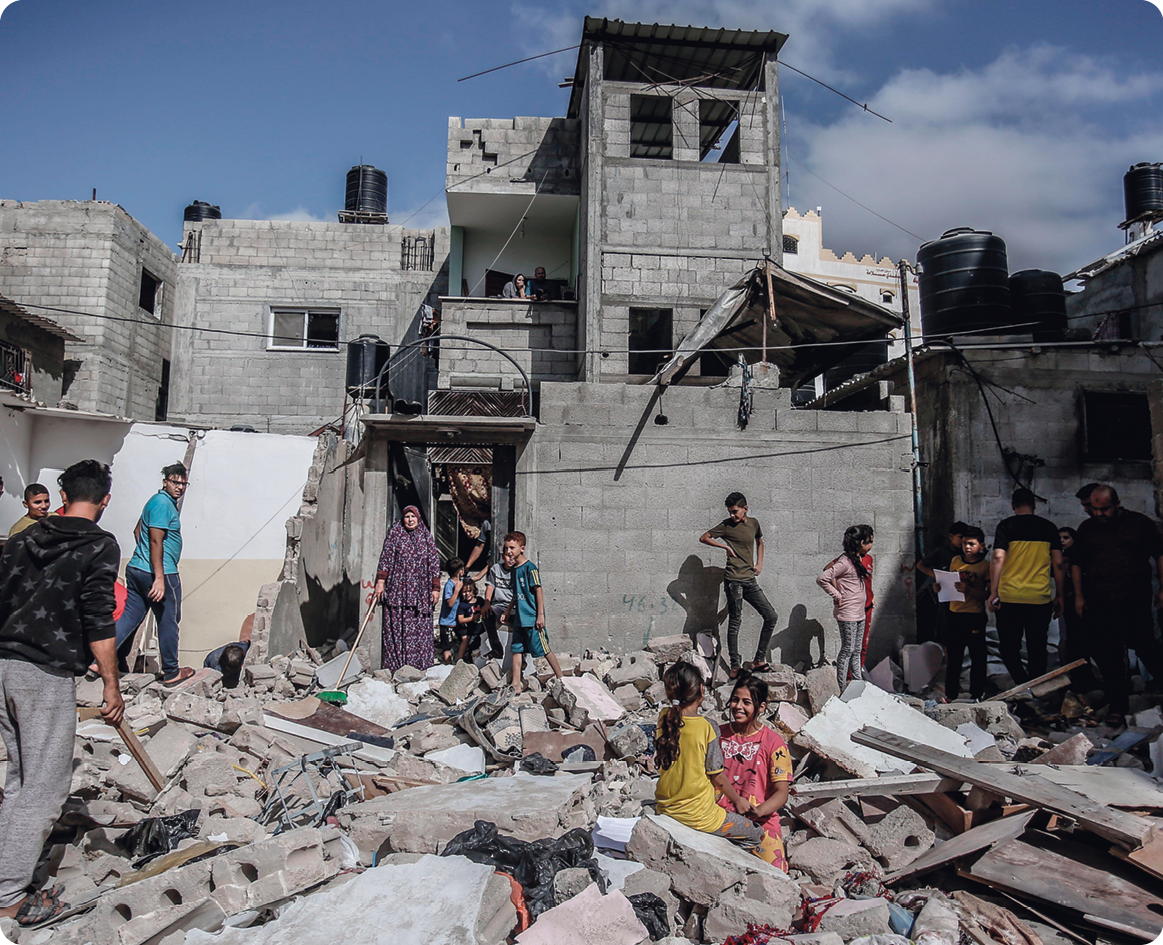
[699, 99, 740, 163]
[139, 269, 161, 315]
[155, 358, 170, 422]
[630, 95, 673, 159]
[880, 290, 895, 304]
[1082, 391, 1150, 462]
[782, 235, 799, 255]
[629, 308, 672, 375]
[269, 309, 340, 351]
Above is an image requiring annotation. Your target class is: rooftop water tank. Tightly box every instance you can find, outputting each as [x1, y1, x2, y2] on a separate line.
[345, 165, 388, 215]
[916, 227, 1011, 340]
[183, 200, 221, 222]
[1009, 269, 1066, 342]
[1124, 162, 1163, 224]
[346, 334, 391, 396]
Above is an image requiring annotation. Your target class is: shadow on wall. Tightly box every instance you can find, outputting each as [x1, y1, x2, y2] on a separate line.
[666, 555, 726, 638]
[766, 603, 826, 669]
[300, 571, 362, 653]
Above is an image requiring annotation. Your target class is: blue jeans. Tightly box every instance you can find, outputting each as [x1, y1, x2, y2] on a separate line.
[115, 566, 182, 678]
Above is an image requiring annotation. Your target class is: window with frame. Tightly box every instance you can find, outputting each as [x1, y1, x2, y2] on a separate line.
[628, 307, 672, 375]
[698, 99, 740, 164]
[139, 268, 161, 316]
[782, 235, 799, 255]
[1082, 390, 1151, 462]
[880, 290, 895, 304]
[269, 308, 341, 351]
[630, 95, 673, 159]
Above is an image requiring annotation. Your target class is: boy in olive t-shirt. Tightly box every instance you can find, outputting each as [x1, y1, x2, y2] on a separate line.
[700, 492, 777, 676]
[945, 526, 990, 700]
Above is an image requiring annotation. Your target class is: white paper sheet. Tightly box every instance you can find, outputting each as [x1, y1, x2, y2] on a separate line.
[934, 569, 966, 603]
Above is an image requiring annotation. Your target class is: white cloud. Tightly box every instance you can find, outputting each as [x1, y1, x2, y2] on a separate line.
[392, 198, 449, 230]
[791, 46, 1163, 274]
[240, 203, 330, 223]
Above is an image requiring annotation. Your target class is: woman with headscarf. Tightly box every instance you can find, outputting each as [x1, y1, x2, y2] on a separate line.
[374, 505, 441, 673]
[501, 273, 528, 299]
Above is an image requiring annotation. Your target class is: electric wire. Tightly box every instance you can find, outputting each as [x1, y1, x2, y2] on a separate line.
[784, 153, 924, 241]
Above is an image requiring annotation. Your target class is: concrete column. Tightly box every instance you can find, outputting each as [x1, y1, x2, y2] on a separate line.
[764, 55, 783, 263]
[582, 42, 604, 381]
[672, 91, 700, 162]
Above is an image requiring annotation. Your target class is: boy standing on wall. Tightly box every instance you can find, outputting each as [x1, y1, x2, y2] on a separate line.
[700, 492, 777, 678]
[501, 531, 564, 695]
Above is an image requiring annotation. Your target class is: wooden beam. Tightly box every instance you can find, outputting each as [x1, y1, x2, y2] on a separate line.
[791, 772, 965, 799]
[115, 721, 165, 793]
[991, 659, 1086, 702]
[852, 726, 1151, 849]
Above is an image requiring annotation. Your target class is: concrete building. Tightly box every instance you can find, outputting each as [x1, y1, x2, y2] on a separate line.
[0, 200, 178, 419]
[169, 217, 450, 434]
[0, 294, 82, 408]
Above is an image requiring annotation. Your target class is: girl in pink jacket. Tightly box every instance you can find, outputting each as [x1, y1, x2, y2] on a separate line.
[817, 524, 875, 691]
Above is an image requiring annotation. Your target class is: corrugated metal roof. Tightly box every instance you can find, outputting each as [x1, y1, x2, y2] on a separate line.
[568, 18, 788, 118]
[0, 296, 85, 343]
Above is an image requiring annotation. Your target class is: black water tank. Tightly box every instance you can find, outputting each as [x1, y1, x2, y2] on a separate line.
[183, 200, 221, 222]
[1010, 269, 1066, 342]
[916, 227, 1011, 339]
[1124, 162, 1163, 223]
[345, 165, 388, 215]
[825, 340, 889, 392]
[346, 334, 391, 394]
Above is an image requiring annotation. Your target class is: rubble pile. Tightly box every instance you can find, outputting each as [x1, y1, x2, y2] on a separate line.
[4, 633, 1163, 945]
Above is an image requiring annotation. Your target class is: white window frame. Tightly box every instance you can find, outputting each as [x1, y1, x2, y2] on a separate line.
[266, 307, 342, 352]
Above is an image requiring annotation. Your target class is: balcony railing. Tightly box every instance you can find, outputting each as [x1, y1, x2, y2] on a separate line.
[0, 340, 31, 395]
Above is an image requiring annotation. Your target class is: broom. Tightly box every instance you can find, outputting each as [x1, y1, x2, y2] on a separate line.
[317, 596, 379, 705]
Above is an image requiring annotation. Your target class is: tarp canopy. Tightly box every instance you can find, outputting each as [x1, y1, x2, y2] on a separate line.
[650, 261, 904, 389]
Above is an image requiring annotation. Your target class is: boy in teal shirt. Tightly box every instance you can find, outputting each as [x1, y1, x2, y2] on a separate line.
[501, 531, 563, 694]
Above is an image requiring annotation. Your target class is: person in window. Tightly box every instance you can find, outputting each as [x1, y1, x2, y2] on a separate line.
[527, 267, 556, 302]
[502, 273, 529, 300]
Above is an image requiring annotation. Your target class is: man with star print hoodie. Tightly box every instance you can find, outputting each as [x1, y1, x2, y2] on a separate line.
[0, 459, 124, 927]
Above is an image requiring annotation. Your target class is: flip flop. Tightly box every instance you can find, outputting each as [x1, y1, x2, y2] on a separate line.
[161, 667, 195, 687]
[749, 662, 773, 674]
[15, 887, 93, 930]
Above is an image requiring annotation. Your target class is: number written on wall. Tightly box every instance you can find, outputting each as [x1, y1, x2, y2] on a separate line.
[623, 595, 672, 615]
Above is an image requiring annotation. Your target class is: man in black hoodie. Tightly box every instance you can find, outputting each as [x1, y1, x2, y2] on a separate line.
[0, 460, 123, 927]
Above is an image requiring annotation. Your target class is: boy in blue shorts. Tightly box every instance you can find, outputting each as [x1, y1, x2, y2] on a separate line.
[500, 531, 563, 694]
[438, 558, 465, 664]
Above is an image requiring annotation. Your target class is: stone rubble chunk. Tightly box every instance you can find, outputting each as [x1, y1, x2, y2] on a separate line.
[704, 887, 797, 943]
[553, 866, 596, 905]
[1032, 731, 1093, 765]
[516, 883, 648, 945]
[788, 836, 878, 885]
[608, 721, 648, 759]
[142, 722, 199, 779]
[864, 806, 935, 870]
[817, 897, 892, 939]
[804, 667, 842, 715]
[645, 635, 693, 663]
[438, 661, 482, 704]
[608, 652, 658, 690]
[550, 675, 626, 727]
[753, 666, 798, 703]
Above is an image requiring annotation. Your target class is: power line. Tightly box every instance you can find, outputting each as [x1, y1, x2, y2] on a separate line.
[457, 44, 581, 82]
[785, 153, 925, 241]
[777, 60, 891, 123]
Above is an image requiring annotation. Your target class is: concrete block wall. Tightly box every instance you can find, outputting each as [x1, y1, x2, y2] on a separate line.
[447, 117, 581, 196]
[0, 200, 177, 418]
[169, 225, 450, 433]
[0, 308, 65, 405]
[438, 299, 579, 388]
[519, 381, 916, 665]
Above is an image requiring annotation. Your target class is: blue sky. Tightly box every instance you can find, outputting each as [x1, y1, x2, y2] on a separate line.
[1, 0, 1161, 274]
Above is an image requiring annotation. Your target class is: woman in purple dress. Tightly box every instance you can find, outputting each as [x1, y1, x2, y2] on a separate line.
[374, 505, 440, 673]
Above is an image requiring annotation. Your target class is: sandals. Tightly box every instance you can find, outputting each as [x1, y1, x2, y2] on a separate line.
[14, 886, 92, 930]
[161, 667, 195, 687]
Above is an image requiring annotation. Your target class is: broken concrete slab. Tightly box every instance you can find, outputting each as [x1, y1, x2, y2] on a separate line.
[864, 806, 935, 870]
[788, 836, 878, 885]
[439, 661, 482, 704]
[804, 667, 842, 715]
[597, 852, 645, 891]
[550, 676, 625, 727]
[704, 886, 799, 942]
[624, 813, 792, 907]
[753, 667, 798, 703]
[608, 721, 648, 759]
[345, 678, 412, 728]
[553, 866, 596, 905]
[775, 702, 810, 735]
[187, 853, 516, 945]
[608, 652, 658, 690]
[645, 634, 693, 663]
[425, 743, 486, 775]
[1033, 732, 1093, 765]
[516, 882, 648, 945]
[796, 681, 973, 778]
[142, 722, 199, 779]
[338, 772, 593, 858]
[817, 897, 892, 939]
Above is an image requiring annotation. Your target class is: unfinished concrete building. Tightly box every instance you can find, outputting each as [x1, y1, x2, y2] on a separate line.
[0, 200, 178, 419]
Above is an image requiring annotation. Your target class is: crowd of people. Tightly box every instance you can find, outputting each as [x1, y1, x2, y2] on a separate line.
[919, 483, 1163, 725]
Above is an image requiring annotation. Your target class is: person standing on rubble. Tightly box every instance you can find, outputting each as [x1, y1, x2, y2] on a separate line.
[818, 524, 875, 691]
[1070, 484, 1163, 723]
[374, 505, 441, 674]
[988, 488, 1065, 685]
[700, 492, 777, 678]
[0, 460, 124, 929]
[111, 462, 193, 686]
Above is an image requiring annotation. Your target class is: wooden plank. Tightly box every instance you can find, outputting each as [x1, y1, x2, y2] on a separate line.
[852, 726, 1151, 849]
[996, 765, 1163, 810]
[115, 721, 166, 793]
[966, 839, 1163, 940]
[884, 809, 1035, 884]
[1112, 825, 1163, 884]
[1087, 726, 1163, 766]
[909, 792, 972, 835]
[790, 772, 964, 799]
[991, 660, 1085, 702]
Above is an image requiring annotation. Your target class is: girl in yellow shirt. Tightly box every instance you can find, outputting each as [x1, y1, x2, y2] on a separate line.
[654, 662, 765, 853]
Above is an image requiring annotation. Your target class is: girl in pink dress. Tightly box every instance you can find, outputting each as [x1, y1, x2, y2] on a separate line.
[716, 674, 794, 870]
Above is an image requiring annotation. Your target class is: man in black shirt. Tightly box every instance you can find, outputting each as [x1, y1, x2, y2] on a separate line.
[1071, 484, 1163, 719]
[0, 460, 123, 927]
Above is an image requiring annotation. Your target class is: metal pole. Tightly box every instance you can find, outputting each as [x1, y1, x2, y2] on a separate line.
[899, 260, 924, 560]
[763, 261, 776, 365]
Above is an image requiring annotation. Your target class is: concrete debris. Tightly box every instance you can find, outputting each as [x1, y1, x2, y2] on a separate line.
[28, 635, 1159, 945]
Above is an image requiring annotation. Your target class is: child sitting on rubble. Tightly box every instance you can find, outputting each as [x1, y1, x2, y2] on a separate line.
[654, 662, 767, 855]
[716, 674, 793, 869]
[454, 578, 485, 662]
[438, 557, 465, 664]
[501, 531, 564, 694]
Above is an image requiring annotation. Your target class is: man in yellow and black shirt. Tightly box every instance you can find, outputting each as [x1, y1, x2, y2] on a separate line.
[988, 488, 1065, 684]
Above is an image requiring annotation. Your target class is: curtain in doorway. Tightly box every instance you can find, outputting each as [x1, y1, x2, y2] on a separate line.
[448, 465, 491, 539]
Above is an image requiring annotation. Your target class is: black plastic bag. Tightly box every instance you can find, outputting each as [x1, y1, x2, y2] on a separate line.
[628, 892, 670, 939]
[521, 753, 559, 775]
[441, 821, 606, 919]
[116, 809, 202, 865]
